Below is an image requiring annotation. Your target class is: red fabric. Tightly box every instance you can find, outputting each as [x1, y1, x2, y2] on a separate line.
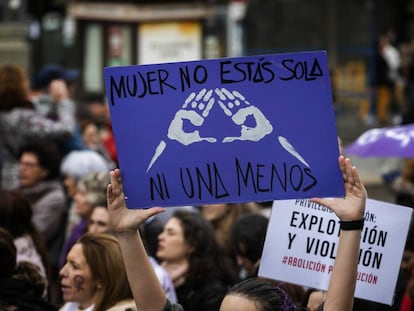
[102, 123, 117, 164]
[400, 292, 412, 311]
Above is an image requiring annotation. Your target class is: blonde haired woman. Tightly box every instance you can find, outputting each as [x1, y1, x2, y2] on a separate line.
[60, 233, 136, 311]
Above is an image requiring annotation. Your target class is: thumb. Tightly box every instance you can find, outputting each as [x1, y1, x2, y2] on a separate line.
[142, 206, 166, 220]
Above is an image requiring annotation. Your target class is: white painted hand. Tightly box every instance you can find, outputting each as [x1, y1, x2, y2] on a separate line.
[167, 88, 217, 146]
[215, 88, 273, 143]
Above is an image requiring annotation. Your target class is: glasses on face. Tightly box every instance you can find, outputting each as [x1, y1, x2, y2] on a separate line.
[19, 161, 40, 169]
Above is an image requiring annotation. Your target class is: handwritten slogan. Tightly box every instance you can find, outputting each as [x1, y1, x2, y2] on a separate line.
[259, 199, 413, 305]
[103, 51, 344, 208]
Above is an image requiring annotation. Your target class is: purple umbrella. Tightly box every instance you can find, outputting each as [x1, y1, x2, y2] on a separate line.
[344, 124, 414, 158]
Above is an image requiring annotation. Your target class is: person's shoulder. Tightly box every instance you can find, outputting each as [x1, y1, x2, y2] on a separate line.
[6, 107, 53, 129]
[38, 180, 66, 200]
[2, 107, 36, 120]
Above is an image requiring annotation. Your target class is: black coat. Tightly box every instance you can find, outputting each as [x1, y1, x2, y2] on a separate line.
[175, 278, 229, 311]
[0, 277, 58, 311]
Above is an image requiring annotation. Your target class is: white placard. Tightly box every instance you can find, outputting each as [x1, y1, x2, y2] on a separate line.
[259, 198, 412, 305]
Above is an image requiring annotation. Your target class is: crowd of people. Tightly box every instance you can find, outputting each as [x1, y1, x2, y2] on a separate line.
[0, 61, 412, 311]
[358, 29, 414, 127]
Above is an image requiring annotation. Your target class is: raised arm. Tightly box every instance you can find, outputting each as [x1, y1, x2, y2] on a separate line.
[311, 156, 367, 311]
[107, 169, 167, 311]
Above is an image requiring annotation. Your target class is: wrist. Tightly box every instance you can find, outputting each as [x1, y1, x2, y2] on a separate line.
[339, 218, 364, 231]
[114, 229, 138, 237]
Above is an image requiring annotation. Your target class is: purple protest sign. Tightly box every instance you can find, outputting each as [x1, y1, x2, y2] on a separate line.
[103, 50, 344, 208]
[345, 124, 414, 158]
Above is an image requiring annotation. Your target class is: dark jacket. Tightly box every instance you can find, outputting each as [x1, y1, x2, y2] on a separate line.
[21, 180, 67, 268]
[175, 278, 228, 311]
[0, 277, 58, 311]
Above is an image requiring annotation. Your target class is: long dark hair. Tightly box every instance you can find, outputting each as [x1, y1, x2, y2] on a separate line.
[0, 190, 49, 276]
[227, 278, 297, 311]
[0, 64, 33, 112]
[19, 139, 63, 180]
[172, 210, 237, 288]
[77, 233, 133, 310]
[230, 213, 269, 265]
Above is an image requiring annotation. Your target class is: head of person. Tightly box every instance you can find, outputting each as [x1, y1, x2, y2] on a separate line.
[0, 227, 17, 278]
[201, 203, 259, 224]
[60, 150, 109, 198]
[141, 206, 195, 258]
[201, 203, 235, 222]
[60, 233, 132, 310]
[0, 190, 48, 271]
[18, 139, 62, 188]
[230, 214, 269, 276]
[0, 64, 30, 112]
[87, 94, 111, 125]
[0, 227, 49, 307]
[220, 278, 296, 311]
[79, 119, 100, 150]
[0, 190, 36, 238]
[157, 209, 234, 286]
[201, 202, 260, 253]
[74, 171, 109, 219]
[35, 64, 79, 90]
[88, 206, 110, 234]
[157, 210, 209, 265]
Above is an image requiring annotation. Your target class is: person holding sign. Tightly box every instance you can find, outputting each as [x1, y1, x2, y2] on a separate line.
[106, 155, 366, 311]
[310, 156, 367, 311]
